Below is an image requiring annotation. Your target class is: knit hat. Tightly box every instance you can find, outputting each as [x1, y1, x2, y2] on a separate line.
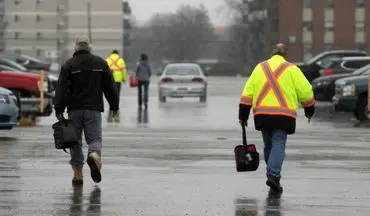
[74, 36, 91, 51]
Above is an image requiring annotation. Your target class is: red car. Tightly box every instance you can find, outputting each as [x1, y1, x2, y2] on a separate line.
[0, 70, 53, 117]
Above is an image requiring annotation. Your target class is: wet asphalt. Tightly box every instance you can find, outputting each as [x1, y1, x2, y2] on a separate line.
[1, 77, 370, 216]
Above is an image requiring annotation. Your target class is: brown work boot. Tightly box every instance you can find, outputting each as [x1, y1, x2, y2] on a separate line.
[87, 152, 102, 183]
[72, 165, 83, 186]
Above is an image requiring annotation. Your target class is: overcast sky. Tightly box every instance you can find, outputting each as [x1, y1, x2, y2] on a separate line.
[130, 0, 233, 27]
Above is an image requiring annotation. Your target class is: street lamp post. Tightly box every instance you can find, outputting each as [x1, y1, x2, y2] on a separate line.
[83, 0, 92, 42]
[56, 0, 68, 66]
[87, 1, 92, 42]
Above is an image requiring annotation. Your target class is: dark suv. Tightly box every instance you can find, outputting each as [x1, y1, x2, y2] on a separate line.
[296, 50, 367, 82]
[313, 64, 370, 101]
[319, 56, 370, 76]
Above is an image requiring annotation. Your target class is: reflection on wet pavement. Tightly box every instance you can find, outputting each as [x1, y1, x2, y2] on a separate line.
[1, 77, 370, 215]
[234, 198, 258, 216]
[265, 192, 282, 216]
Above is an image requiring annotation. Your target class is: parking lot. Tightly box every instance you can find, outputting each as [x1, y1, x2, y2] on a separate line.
[1, 77, 370, 216]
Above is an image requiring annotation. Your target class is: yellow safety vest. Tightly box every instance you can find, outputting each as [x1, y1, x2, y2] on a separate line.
[240, 55, 315, 119]
[106, 54, 127, 82]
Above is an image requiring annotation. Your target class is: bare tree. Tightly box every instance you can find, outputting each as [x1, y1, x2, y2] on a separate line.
[145, 4, 216, 62]
[223, 0, 252, 75]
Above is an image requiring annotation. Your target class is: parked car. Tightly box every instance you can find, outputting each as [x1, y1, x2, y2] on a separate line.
[0, 58, 28, 72]
[0, 64, 19, 72]
[158, 63, 207, 103]
[332, 74, 369, 120]
[295, 50, 367, 82]
[0, 53, 51, 72]
[0, 87, 20, 130]
[319, 56, 370, 76]
[0, 57, 58, 93]
[0, 70, 54, 117]
[313, 64, 370, 101]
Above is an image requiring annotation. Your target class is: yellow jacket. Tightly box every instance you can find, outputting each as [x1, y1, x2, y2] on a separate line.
[106, 54, 127, 83]
[239, 55, 315, 134]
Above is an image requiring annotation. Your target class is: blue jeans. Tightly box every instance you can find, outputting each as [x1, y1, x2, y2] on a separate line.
[262, 129, 287, 178]
[138, 80, 149, 106]
[68, 110, 102, 166]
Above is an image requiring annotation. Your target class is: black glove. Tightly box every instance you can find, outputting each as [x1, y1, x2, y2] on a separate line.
[304, 105, 315, 119]
[56, 113, 65, 121]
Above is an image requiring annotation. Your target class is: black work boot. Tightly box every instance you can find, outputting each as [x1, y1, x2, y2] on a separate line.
[266, 175, 283, 193]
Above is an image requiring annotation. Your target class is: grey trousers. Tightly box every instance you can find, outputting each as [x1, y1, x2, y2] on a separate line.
[68, 110, 102, 166]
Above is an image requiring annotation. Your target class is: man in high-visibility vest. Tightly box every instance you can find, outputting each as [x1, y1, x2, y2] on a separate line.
[106, 50, 127, 122]
[106, 50, 127, 96]
[238, 43, 315, 193]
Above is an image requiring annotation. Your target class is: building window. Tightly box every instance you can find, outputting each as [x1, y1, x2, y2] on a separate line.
[36, 0, 42, 5]
[303, 21, 312, 31]
[356, 43, 365, 50]
[325, 21, 334, 31]
[14, 49, 22, 54]
[356, 21, 365, 32]
[324, 43, 334, 50]
[36, 32, 43, 40]
[36, 14, 41, 23]
[303, 0, 312, 8]
[356, 0, 365, 8]
[325, 0, 333, 8]
[303, 43, 313, 53]
[14, 0, 21, 6]
[36, 48, 42, 58]
[14, 14, 19, 22]
[14, 32, 21, 40]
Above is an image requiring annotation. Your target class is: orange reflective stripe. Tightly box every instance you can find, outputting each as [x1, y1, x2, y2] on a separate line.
[240, 95, 252, 105]
[108, 57, 124, 70]
[258, 62, 292, 107]
[253, 106, 297, 119]
[301, 96, 315, 107]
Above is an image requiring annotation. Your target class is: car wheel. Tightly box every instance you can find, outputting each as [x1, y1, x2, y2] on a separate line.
[159, 94, 166, 103]
[200, 92, 207, 103]
[354, 95, 369, 121]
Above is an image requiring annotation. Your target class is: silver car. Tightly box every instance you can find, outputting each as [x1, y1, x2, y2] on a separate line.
[158, 63, 207, 103]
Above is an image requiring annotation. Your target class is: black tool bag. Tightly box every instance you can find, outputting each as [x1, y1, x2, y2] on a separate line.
[52, 119, 79, 153]
[234, 123, 260, 172]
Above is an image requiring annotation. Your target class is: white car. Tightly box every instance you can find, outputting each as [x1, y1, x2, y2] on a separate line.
[158, 63, 207, 103]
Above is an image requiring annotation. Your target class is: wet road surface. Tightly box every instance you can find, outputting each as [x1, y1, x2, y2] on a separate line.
[1, 77, 370, 215]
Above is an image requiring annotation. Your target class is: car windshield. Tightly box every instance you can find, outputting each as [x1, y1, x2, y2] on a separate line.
[165, 65, 201, 76]
[0, 65, 18, 71]
[352, 64, 370, 75]
[323, 60, 341, 69]
[1, 59, 27, 71]
[20, 54, 45, 63]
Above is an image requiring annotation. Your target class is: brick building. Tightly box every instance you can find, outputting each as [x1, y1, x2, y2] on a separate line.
[247, 0, 368, 63]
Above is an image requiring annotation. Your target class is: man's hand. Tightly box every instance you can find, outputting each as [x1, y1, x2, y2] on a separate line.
[239, 120, 247, 127]
[56, 113, 64, 121]
[111, 110, 119, 117]
[304, 106, 315, 119]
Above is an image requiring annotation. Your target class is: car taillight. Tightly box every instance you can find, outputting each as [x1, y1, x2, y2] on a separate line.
[43, 64, 50, 71]
[161, 77, 173, 83]
[192, 77, 203, 82]
[323, 69, 334, 76]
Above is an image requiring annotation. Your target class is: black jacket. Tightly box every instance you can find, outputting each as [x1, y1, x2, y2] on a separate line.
[54, 50, 119, 114]
[239, 104, 315, 135]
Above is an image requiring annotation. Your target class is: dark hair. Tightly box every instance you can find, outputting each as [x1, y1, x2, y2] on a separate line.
[140, 53, 148, 61]
[112, 49, 119, 54]
[271, 43, 288, 58]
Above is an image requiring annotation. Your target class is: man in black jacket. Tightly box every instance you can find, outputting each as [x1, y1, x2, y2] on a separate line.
[54, 36, 119, 186]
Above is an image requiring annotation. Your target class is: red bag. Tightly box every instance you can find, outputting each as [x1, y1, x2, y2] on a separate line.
[129, 75, 139, 87]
